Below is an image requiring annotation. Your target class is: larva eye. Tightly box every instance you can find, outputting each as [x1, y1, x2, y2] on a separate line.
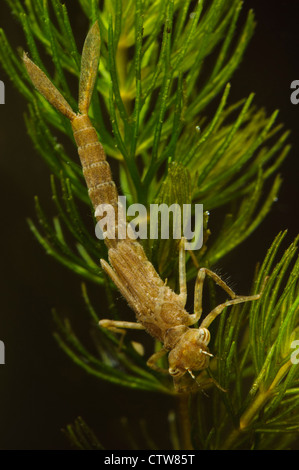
[169, 367, 182, 377]
[198, 328, 210, 345]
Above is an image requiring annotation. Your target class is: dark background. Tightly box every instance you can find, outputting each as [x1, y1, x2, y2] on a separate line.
[0, 1, 298, 450]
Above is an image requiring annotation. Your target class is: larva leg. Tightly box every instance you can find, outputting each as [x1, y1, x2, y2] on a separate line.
[147, 348, 168, 374]
[99, 319, 145, 352]
[200, 293, 262, 329]
[178, 237, 187, 306]
[100, 258, 148, 342]
[187, 268, 206, 326]
[188, 267, 264, 327]
[201, 268, 237, 299]
[99, 319, 145, 332]
[187, 247, 200, 270]
[197, 375, 227, 393]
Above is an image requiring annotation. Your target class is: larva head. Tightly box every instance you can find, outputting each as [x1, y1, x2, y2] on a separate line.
[168, 327, 211, 379]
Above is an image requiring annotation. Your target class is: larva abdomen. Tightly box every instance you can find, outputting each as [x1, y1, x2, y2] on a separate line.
[71, 114, 118, 210]
[24, 22, 124, 247]
[71, 114, 121, 247]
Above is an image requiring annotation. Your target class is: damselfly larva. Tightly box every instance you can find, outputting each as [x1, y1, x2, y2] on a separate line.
[24, 22, 264, 391]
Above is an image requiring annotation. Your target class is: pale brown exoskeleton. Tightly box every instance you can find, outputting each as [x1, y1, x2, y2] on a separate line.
[24, 22, 264, 392]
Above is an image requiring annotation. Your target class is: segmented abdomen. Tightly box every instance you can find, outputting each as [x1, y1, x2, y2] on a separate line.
[71, 114, 119, 247]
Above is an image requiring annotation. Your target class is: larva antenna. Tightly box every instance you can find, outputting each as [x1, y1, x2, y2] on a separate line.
[78, 21, 101, 115]
[23, 53, 76, 121]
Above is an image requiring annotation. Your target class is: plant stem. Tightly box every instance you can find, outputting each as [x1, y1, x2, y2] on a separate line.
[221, 360, 293, 449]
[116, 37, 131, 113]
[176, 394, 193, 450]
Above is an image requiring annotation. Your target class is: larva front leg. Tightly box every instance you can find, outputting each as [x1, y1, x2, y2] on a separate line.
[200, 290, 263, 329]
[146, 348, 169, 374]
